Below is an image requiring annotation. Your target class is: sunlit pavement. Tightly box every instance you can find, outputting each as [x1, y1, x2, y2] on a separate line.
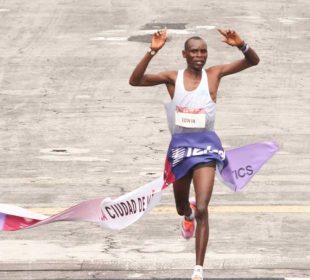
[0, 0, 309, 279]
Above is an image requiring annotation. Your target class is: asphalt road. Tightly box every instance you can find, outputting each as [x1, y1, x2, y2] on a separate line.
[0, 0, 309, 279]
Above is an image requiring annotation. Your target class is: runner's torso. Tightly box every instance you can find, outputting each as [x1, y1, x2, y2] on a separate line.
[165, 69, 216, 134]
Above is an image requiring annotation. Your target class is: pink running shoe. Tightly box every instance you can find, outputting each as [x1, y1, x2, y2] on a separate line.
[181, 199, 196, 239]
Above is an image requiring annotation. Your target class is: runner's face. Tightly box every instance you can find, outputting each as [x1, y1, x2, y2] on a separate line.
[183, 39, 208, 71]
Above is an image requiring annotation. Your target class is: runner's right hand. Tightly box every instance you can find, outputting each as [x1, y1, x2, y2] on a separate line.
[150, 28, 167, 51]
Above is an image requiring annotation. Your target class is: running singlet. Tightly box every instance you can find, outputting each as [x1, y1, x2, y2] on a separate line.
[165, 69, 216, 134]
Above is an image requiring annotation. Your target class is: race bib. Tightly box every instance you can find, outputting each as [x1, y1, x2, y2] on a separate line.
[175, 106, 206, 128]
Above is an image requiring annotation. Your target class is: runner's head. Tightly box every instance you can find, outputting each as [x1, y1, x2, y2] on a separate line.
[183, 36, 208, 71]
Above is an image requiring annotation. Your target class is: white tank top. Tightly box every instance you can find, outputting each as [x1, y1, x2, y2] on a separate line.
[165, 69, 216, 135]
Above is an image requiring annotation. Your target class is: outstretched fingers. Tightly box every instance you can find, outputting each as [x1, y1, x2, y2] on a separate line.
[154, 27, 167, 38]
[218, 28, 236, 37]
[217, 28, 228, 43]
[218, 28, 240, 46]
[217, 28, 227, 37]
[151, 27, 168, 51]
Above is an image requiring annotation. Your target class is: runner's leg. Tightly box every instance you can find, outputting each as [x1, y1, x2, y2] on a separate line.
[173, 173, 192, 217]
[192, 164, 215, 266]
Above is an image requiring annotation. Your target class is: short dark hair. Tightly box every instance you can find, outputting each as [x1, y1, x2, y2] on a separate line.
[184, 36, 205, 50]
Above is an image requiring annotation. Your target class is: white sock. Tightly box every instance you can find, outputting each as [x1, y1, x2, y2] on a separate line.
[192, 265, 203, 279]
[185, 210, 195, 221]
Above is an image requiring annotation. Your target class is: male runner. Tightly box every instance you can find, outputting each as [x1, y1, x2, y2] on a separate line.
[129, 28, 260, 280]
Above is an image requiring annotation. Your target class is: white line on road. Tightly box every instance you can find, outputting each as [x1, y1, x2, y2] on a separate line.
[29, 205, 310, 215]
[285, 278, 310, 280]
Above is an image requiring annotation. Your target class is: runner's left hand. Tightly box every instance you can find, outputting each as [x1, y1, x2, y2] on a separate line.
[217, 29, 244, 48]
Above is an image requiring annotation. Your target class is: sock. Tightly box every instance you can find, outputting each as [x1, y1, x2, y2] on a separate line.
[192, 265, 203, 279]
[185, 210, 195, 221]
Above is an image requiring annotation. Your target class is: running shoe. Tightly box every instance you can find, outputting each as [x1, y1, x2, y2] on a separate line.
[191, 266, 203, 280]
[181, 200, 196, 239]
[191, 274, 203, 280]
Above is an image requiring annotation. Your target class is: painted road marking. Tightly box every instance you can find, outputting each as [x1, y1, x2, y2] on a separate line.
[195, 25, 216, 30]
[286, 278, 310, 280]
[29, 205, 310, 215]
[90, 36, 128, 41]
[36, 155, 109, 162]
[153, 205, 310, 214]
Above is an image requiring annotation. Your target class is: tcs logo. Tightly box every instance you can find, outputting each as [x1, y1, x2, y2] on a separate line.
[232, 165, 253, 180]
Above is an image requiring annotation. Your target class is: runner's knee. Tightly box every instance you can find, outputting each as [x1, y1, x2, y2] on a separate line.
[195, 203, 209, 220]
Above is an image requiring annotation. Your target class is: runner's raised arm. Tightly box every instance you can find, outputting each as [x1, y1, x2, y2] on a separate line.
[210, 29, 260, 78]
[129, 28, 174, 87]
